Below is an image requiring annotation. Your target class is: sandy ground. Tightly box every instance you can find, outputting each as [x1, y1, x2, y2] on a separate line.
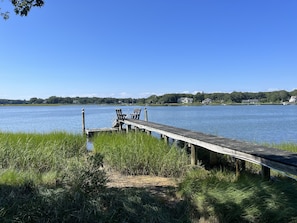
[106, 170, 179, 188]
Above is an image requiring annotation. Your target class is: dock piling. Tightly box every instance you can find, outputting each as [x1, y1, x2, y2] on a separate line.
[190, 144, 198, 166]
[82, 108, 85, 135]
[144, 108, 148, 121]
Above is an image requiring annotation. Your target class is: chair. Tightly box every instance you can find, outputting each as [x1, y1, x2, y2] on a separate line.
[130, 108, 141, 119]
[116, 109, 127, 120]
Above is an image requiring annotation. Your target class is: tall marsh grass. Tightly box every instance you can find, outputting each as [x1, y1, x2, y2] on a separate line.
[93, 132, 190, 177]
[0, 132, 86, 171]
[179, 169, 297, 223]
[0, 132, 193, 222]
[0, 132, 86, 185]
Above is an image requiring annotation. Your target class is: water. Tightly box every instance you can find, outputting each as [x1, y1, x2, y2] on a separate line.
[0, 105, 296, 144]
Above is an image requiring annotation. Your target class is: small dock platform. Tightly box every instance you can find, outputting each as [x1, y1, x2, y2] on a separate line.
[81, 109, 119, 137]
[84, 127, 118, 137]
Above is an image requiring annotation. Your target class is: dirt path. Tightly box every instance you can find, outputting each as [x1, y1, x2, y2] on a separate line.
[105, 170, 184, 206]
[106, 170, 179, 188]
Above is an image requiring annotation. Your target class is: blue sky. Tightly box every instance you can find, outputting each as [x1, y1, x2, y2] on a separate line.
[1, 0, 296, 100]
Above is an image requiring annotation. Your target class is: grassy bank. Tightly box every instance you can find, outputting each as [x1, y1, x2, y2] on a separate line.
[0, 132, 194, 222]
[1, 131, 297, 222]
[0, 132, 86, 185]
[93, 132, 190, 177]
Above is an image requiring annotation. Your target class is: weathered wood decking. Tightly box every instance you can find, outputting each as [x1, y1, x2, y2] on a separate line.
[121, 118, 297, 179]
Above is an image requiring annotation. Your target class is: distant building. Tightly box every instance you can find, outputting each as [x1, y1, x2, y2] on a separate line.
[202, 98, 212, 105]
[242, 99, 259, 104]
[178, 97, 193, 104]
[289, 96, 297, 103]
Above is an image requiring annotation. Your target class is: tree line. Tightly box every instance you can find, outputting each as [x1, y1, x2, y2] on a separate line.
[1, 90, 296, 105]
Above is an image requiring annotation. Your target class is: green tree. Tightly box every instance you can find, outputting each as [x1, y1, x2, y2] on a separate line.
[1, 0, 44, 19]
[194, 92, 204, 103]
[146, 95, 159, 104]
[158, 94, 179, 104]
[230, 91, 245, 103]
[290, 89, 297, 96]
[29, 97, 44, 104]
[47, 96, 59, 104]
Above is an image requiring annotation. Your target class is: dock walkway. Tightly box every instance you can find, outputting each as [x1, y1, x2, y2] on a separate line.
[121, 118, 297, 179]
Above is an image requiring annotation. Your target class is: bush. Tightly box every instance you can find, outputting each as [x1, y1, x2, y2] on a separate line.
[60, 153, 108, 195]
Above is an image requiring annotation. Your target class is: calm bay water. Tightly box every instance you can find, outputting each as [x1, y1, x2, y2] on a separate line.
[0, 105, 296, 144]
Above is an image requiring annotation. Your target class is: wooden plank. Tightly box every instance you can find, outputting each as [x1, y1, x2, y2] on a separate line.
[122, 119, 297, 176]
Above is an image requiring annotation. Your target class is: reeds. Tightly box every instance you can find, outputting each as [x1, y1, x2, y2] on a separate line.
[0, 132, 192, 222]
[0, 132, 86, 185]
[93, 131, 190, 177]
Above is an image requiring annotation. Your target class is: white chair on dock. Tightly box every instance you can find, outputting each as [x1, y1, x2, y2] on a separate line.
[130, 109, 141, 119]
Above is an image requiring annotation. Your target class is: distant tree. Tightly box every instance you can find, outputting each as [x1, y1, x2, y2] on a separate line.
[1, 0, 44, 19]
[265, 90, 290, 103]
[29, 97, 44, 104]
[194, 92, 204, 103]
[230, 91, 245, 103]
[136, 98, 146, 104]
[290, 89, 297, 96]
[158, 94, 179, 104]
[47, 96, 59, 104]
[279, 90, 290, 102]
[146, 95, 159, 104]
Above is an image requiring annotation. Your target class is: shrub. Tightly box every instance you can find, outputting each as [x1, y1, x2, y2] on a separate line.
[60, 153, 108, 195]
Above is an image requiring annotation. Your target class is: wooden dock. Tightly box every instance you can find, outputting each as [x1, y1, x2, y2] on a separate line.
[81, 108, 297, 180]
[120, 118, 297, 180]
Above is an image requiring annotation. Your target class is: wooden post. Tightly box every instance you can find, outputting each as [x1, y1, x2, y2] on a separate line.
[261, 165, 271, 181]
[82, 109, 85, 134]
[190, 144, 197, 166]
[144, 108, 148, 121]
[126, 124, 131, 133]
[235, 158, 240, 177]
[118, 121, 123, 131]
[163, 135, 169, 144]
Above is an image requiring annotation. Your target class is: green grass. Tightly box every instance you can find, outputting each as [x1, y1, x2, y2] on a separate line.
[93, 131, 190, 177]
[0, 131, 194, 222]
[178, 167, 297, 223]
[1, 132, 297, 222]
[0, 132, 86, 173]
[272, 143, 297, 153]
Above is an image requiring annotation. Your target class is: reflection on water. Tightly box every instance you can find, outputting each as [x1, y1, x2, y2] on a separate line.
[86, 138, 94, 151]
